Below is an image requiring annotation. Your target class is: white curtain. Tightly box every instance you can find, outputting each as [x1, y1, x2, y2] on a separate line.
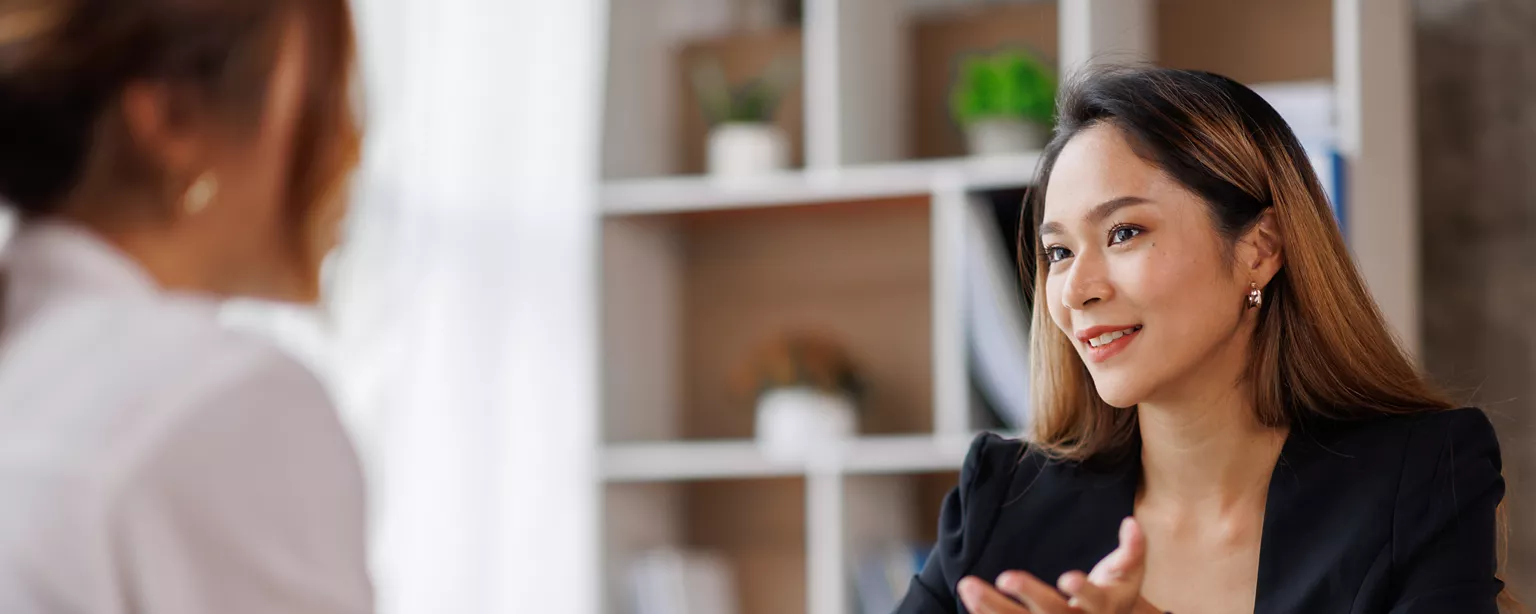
[230, 2, 607, 613]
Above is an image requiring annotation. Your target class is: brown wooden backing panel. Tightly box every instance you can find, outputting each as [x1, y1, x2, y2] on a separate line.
[1157, 0, 1333, 83]
[681, 198, 935, 439]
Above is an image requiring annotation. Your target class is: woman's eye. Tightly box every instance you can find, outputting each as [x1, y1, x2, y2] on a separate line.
[1109, 226, 1142, 245]
[1044, 246, 1072, 263]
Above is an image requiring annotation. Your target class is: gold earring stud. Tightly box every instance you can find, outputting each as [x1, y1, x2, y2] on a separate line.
[1246, 282, 1263, 309]
[183, 172, 219, 215]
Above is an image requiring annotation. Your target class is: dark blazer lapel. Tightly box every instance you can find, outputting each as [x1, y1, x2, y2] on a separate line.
[1255, 417, 1400, 614]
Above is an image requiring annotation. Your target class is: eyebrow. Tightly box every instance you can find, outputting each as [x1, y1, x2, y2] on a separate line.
[1039, 196, 1153, 237]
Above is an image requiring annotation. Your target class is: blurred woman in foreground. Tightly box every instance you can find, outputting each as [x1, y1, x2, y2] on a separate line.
[897, 67, 1509, 613]
[0, 0, 368, 611]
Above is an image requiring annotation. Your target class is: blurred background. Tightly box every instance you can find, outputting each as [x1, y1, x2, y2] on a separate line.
[47, 0, 1534, 613]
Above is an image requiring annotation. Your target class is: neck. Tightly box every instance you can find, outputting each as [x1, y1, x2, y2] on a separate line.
[54, 209, 226, 296]
[1136, 382, 1287, 515]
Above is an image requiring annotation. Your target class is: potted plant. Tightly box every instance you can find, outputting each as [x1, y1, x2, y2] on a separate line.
[735, 332, 864, 463]
[692, 55, 797, 177]
[949, 48, 1056, 156]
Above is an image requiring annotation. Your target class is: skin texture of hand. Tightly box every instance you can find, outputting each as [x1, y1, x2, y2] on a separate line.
[958, 518, 1164, 614]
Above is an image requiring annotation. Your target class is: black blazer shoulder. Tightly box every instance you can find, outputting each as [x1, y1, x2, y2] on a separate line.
[895, 408, 1505, 614]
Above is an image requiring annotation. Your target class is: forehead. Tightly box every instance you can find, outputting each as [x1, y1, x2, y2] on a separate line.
[1042, 124, 1175, 223]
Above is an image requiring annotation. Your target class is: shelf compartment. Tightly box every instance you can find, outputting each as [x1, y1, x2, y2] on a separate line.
[605, 477, 807, 614]
[910, 1, 1060, 160]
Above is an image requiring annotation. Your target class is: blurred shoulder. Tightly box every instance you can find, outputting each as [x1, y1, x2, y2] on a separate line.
[118, 296, 325, 387]
[108, 300, 357, 492]
[136, 298, 338, 427]
[27, 294, 338, 451]
[5, 290, 327, 400]
[0, 293, 350, 507]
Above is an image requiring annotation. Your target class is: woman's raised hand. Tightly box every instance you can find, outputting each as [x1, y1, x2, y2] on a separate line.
[957, 518, 1163, 614]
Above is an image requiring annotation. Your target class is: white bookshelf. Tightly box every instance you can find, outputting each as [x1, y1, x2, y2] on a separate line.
[595, 1, 1418, 614]
[601, 154, 1041, 215]
[602, 433, 984, 483]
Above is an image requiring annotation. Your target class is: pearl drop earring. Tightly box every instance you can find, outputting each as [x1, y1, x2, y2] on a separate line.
[183, 172, 219, 215]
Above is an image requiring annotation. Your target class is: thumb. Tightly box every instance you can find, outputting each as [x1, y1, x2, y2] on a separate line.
[1090, 517, 1147, 585]
[1116, 517, 1147, 579]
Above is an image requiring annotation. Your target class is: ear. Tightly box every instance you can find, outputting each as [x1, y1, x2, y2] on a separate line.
[119, 82, 215, 184]
[1237, 208, 1283, 287]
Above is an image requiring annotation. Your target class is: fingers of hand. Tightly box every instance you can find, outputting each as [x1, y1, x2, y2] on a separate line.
[1057, 571, 1108, 611]
[959, 576, 1031, 614]
[1089, 517, 1148, 585]
[995, 571, 1073, 614]
[1118, 517, 1147, 565]
[961, 520, 1149, 614]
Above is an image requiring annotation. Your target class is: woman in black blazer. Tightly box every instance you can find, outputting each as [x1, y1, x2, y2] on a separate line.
[895, 67, 1510, 614]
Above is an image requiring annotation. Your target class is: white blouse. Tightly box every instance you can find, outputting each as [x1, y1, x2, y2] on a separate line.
[0, 222, 372, 613]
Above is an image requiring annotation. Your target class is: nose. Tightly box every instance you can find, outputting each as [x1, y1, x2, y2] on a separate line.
[1059, 251, 1112, 309]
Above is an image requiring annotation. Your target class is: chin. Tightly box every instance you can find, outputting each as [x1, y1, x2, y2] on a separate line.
[1089, 374, 1147, 409]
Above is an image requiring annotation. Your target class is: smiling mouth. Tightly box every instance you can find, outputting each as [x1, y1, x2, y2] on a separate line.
[1087, 325, 1143, 348]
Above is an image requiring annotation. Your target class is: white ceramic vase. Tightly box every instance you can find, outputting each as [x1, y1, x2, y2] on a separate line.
[707, 122, 789, 177]
[753, 386, 857, 464]
[965, 117, 1049, 156]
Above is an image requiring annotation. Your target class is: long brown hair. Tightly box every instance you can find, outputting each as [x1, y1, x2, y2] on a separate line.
[1022, 65, 1519, 612]
[0, 0, 362, 299]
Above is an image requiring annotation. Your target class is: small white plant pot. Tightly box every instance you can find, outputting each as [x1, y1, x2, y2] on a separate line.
[707, 122, 789, 177]
[964, 118, 1049, 156]
[754, 386, 857, 464]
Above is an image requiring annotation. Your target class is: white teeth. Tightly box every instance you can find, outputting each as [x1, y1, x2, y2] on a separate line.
[1087, 327, 1139, 348]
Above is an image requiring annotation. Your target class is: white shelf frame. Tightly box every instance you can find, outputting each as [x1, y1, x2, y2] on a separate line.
[1334, 0, 1420, 358]
[601, 433, 984, 483]
[600, 153, 1041, 216]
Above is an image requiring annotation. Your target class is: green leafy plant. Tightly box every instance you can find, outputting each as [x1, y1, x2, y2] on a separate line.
[692, 54, 798, 126]
[949, 49, 1057, 127]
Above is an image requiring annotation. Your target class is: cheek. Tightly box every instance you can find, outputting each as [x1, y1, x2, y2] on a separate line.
[1044, 275, 1071, 333]
[1126, 243, 1239, 346]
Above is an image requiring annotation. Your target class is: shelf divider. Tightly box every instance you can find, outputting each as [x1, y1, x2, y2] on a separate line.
[931, 174, 972, 438]
[1059, 0, 1156, 75]
[805, 466, 845, 614]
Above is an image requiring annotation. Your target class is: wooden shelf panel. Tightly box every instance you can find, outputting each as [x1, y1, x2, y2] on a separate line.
[601, 433, 987, 483]
[1156, 0, 1333, 83]
[601, 153, 1040, 215]
[679, 197, 936, 440]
